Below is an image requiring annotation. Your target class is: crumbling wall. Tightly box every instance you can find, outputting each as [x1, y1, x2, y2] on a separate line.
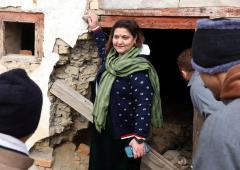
[49, 34, 99, 144]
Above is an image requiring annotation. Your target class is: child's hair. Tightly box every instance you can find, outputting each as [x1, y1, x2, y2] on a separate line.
[177, 48, 194, 72]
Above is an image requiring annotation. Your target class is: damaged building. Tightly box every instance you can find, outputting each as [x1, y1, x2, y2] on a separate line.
[0, 0, 240, 169]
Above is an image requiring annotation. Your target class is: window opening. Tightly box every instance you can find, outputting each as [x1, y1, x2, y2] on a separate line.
[4, 22, 35, 56]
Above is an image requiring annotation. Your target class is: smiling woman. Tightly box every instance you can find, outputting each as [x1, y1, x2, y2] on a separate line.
[84, 11, 162, 170]
[112, 28, 136, 56]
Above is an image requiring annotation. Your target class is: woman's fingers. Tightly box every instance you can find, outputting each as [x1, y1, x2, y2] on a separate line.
[132, 145, 145, 159]
[129, 138, 146, 159]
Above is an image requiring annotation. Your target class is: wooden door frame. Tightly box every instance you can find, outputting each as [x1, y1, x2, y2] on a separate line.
[97, 7, 240, 29]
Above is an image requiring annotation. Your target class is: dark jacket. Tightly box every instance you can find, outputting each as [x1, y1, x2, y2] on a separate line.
[193, 64, 240, 170]
[92, 29, 154, 139]
[0, 147, 33, 170]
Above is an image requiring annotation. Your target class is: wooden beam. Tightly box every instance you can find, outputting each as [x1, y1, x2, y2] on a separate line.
[192, 109, 204, 157]
[97, 7, 240, 29]
[0, 11, 44, 23]
[141, 146, 179, 170]
[97, 7, 240, 18]
[50, 80, 93, 122]
[100, 16, 199, 29]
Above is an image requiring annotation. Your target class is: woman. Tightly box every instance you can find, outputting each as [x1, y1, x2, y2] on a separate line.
[86, 12, 162, 170]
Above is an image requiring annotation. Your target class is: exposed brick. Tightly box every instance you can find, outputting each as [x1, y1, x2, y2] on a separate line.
[34, 159, 54, 168]
[76, 143, 90, 156]
[19, 50, 32, 55]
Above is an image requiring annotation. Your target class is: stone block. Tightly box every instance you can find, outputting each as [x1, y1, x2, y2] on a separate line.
[78, 33, 91, 40]
[65, 66, 79, 76]
[58, 46, 70, 55]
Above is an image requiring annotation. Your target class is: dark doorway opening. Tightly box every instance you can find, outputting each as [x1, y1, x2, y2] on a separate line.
[143, 29, 195, 166]
[144, 29, 194, 123]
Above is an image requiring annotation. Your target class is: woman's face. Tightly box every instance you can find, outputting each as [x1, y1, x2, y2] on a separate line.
[112, 28, 136, 55]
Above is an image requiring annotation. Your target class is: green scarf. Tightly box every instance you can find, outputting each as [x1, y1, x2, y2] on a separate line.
[92, 47, 163, 132]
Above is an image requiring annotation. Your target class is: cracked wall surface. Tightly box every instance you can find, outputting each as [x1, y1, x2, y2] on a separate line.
[0, 0, 89, 149]
[49, 37, 99, 142]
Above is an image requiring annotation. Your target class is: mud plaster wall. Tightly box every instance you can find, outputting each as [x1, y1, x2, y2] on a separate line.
[48, 36, 99, 145]
[0, 0, 89, 149]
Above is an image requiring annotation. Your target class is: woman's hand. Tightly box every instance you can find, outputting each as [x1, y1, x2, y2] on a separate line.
[129, 138, 146, 159]
[84, 11, 100, 31]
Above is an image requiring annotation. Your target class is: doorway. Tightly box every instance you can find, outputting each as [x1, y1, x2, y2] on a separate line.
[143, 30, 195, 167]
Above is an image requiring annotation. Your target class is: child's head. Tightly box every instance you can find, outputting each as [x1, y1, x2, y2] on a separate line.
[177, 48, 193, 71]
[177, 48, 194, 81]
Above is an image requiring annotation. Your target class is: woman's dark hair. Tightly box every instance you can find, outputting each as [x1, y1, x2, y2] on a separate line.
[105, 19, 145, 54]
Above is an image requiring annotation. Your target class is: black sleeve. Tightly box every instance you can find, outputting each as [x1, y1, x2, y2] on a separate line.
[130, 70, 154, 138]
